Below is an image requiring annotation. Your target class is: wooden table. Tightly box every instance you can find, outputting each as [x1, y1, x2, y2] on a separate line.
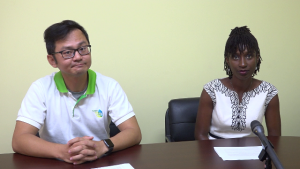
[1, 136, 299, 169]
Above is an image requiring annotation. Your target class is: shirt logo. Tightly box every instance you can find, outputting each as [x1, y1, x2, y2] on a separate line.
[92, 109, 103, 117]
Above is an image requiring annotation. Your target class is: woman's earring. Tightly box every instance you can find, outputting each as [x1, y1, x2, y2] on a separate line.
[255, 66, 258, 70]
[227, 68, 231, 74]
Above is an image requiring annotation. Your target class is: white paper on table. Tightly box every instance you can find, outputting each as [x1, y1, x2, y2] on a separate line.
[92, 163, 134, 169]
[214, 146, 262, 161]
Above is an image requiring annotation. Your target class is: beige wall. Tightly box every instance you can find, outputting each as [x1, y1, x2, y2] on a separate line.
[1, 0, 299, 153]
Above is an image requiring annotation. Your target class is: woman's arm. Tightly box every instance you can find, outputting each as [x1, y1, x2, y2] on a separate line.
[265, 94, 281, 136]
[194, 89, 214, 140]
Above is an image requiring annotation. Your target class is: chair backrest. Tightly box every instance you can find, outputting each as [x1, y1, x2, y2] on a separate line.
[109, 122, 120, 137]
[165, 97, 200, 142]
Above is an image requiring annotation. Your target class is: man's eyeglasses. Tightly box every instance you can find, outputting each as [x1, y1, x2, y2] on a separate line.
[53, 45, 91, 59]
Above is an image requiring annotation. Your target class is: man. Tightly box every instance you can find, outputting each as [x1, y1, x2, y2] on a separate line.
[12, 20, 142, 165]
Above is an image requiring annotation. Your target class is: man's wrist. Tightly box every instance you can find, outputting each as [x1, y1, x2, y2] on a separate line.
[54, 144, 69, 161]
[95, 140, 109, 157]
[103, 139, 114, 155]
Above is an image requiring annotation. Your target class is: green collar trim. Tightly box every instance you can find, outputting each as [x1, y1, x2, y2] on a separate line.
[86, 69, 96, 94]
[73, 94, 87, 117]
[54, 69, 96, 94]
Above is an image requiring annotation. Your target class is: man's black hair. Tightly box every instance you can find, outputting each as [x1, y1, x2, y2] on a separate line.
[44, 20, 90, 62]
[224, 26, 262, 79]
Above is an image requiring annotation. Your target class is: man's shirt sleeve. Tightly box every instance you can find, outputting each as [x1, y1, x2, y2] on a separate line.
[17, 80, 47, 129]
[107, 80, 135, 126]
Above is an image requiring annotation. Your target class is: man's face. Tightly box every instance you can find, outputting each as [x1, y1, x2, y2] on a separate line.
[47, 29, 91, 78]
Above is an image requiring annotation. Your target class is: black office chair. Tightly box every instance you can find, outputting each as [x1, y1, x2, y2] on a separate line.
[165, 97, 200, 142]
[36, 121, 120, 138]
[109, 122, 120, 137]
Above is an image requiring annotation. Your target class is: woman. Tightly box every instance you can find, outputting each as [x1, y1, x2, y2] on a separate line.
[195, 26, 281, 140]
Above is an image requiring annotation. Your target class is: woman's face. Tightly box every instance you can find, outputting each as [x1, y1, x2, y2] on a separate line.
[226, 48, 257, 80]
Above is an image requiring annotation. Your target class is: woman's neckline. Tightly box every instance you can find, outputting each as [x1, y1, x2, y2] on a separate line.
[218, 78, 264, 93]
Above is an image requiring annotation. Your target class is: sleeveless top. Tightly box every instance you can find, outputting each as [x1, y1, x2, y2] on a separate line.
[203, 79, 278, 139]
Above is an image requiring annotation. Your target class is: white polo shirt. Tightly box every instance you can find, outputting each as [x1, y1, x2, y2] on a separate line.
[17, 69, 135, 144]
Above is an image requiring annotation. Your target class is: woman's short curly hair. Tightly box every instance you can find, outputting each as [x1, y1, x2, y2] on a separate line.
[224, 26, 262, 79]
